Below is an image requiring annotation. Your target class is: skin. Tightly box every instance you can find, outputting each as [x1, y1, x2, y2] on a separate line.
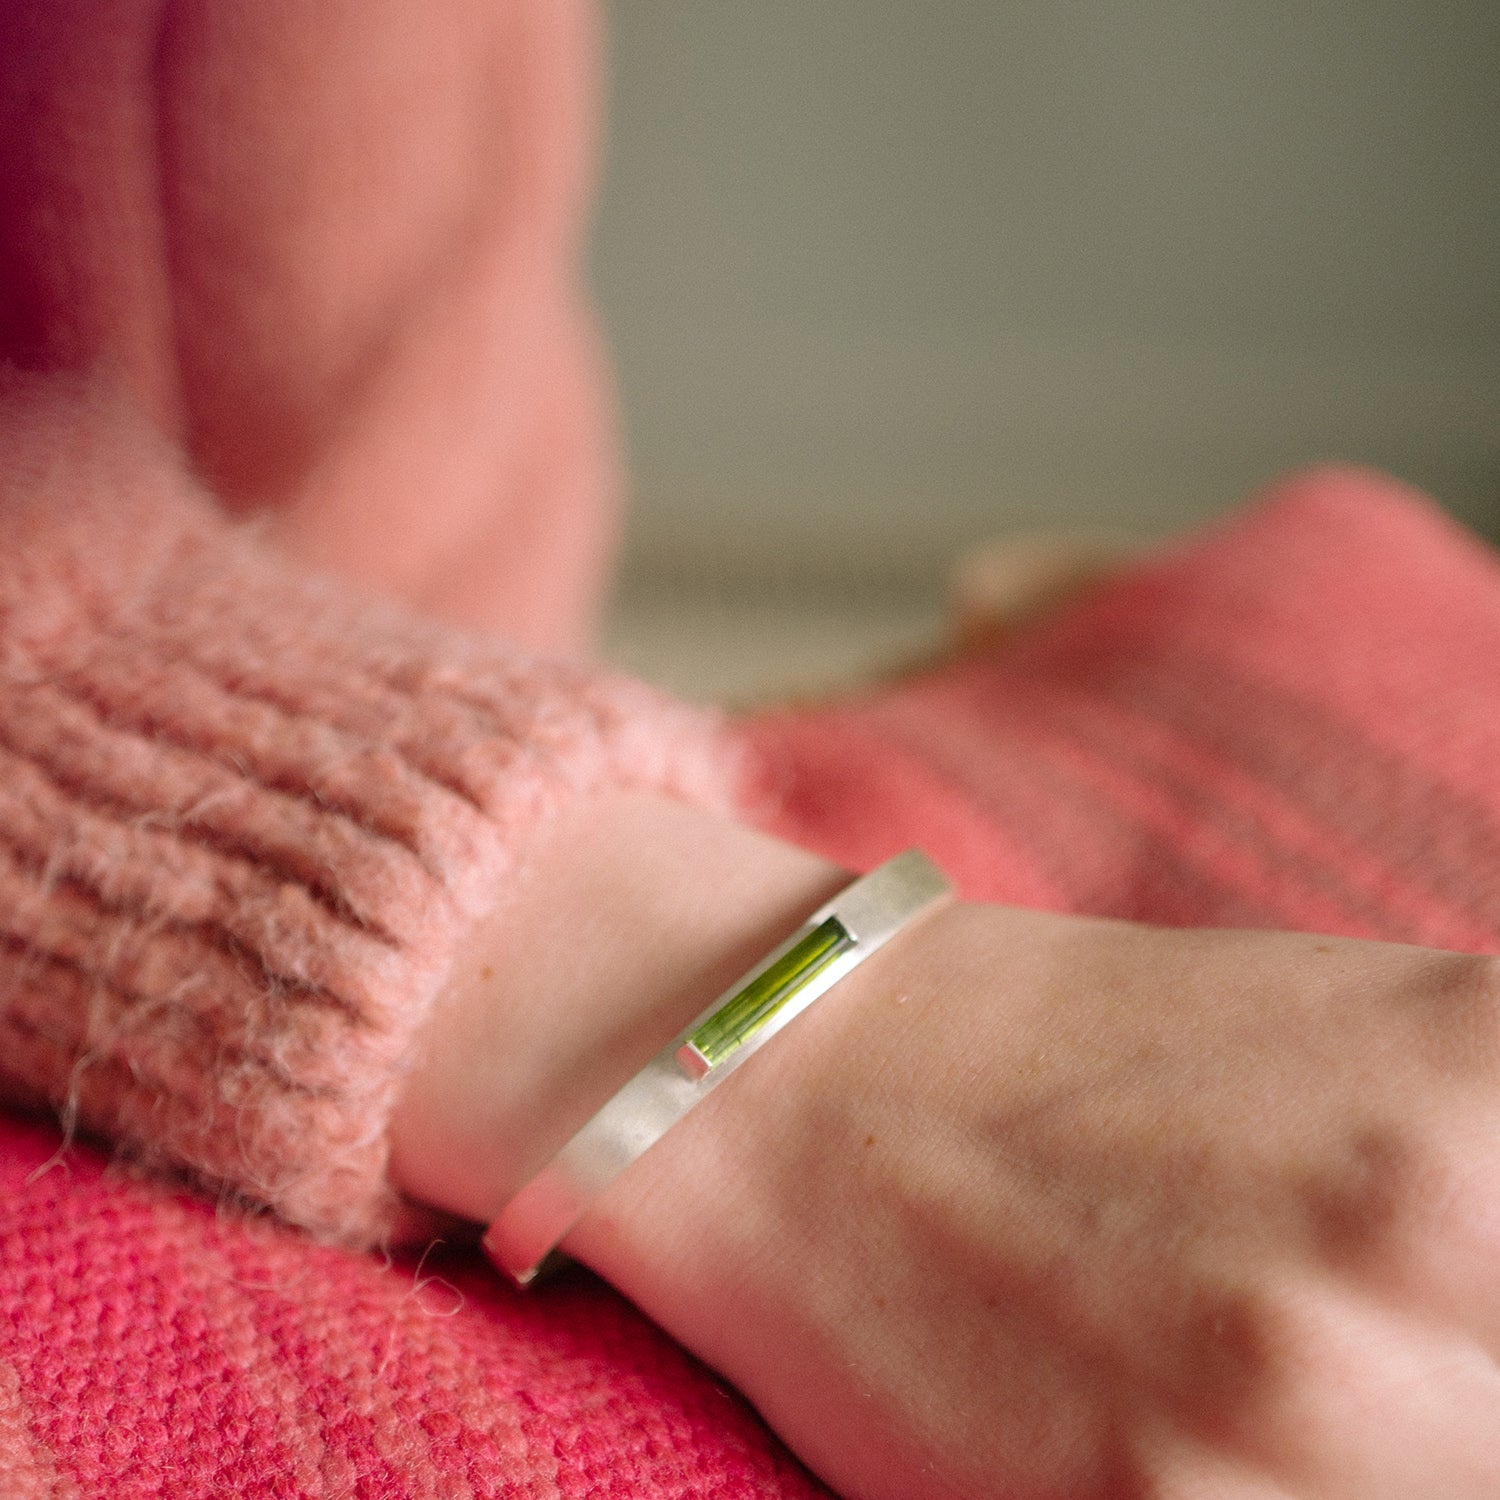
[393, 792, 1500, 1500]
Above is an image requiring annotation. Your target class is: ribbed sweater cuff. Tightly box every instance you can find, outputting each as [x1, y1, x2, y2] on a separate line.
[0, 377, 741, 1244]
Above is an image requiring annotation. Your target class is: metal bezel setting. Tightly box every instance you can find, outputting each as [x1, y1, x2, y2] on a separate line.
[483, 848, 953, 1287]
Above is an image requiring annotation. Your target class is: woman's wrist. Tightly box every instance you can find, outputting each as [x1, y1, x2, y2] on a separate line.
[387, 790, 850, 1226]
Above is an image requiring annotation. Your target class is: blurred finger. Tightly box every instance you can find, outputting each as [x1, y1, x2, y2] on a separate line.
[1312, 1108, 1500, 1362]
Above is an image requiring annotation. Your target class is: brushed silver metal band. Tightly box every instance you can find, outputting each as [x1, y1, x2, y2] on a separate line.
[482, 848, 953, 1287]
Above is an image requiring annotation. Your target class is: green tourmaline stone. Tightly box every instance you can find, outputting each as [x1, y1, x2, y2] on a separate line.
[685, 916, 852, 1071]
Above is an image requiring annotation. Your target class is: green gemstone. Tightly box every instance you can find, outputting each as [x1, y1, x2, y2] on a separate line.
[684, 916, 852, 1071]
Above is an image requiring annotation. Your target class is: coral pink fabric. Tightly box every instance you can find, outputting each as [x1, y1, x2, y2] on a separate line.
[751, 465, 1500, 951]
[2, 465, 1499, 1494]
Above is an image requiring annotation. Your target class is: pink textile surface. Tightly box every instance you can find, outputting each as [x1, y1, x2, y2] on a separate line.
[4, 464, 1500, 1495]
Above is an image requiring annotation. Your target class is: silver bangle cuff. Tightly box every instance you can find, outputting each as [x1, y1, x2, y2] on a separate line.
[482, 848, 954, 1287]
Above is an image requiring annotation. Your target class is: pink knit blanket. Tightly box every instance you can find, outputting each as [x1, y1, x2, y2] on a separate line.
[3, 465, 1497, 1496]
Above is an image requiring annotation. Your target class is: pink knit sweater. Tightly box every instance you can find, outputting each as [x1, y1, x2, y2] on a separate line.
[0, 0, 745, 1247]
[0, 372, 737, 1247]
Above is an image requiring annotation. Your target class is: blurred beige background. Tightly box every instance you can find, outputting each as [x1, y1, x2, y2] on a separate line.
[595, 1, 1500, 700]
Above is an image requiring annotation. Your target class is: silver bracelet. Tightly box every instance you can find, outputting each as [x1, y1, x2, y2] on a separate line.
[482, 848, 954, 1286]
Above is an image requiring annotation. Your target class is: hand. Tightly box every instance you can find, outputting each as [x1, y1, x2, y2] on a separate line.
[392, 798, 1500, 1498]
[575, 902, 1500, 1499]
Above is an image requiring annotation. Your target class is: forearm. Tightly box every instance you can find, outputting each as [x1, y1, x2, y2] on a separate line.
[388, 791, 850, 1224]
[0, 370, 741, 1246]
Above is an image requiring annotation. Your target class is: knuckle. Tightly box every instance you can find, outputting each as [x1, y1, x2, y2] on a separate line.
[1379, 1136, 1500, 1289]
[1307, 1124, 1494, 1304]
[1167, 1282, 1309, 1436]
[1304, 1126, 1425, 1268]
[1165, 1281, 1403, 1485]
[1200, 1286, 1362, 1467]
[1391, 1142, 1468, 1243]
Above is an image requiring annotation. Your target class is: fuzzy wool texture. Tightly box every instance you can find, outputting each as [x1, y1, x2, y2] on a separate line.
[0, 372, 741, 1246]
